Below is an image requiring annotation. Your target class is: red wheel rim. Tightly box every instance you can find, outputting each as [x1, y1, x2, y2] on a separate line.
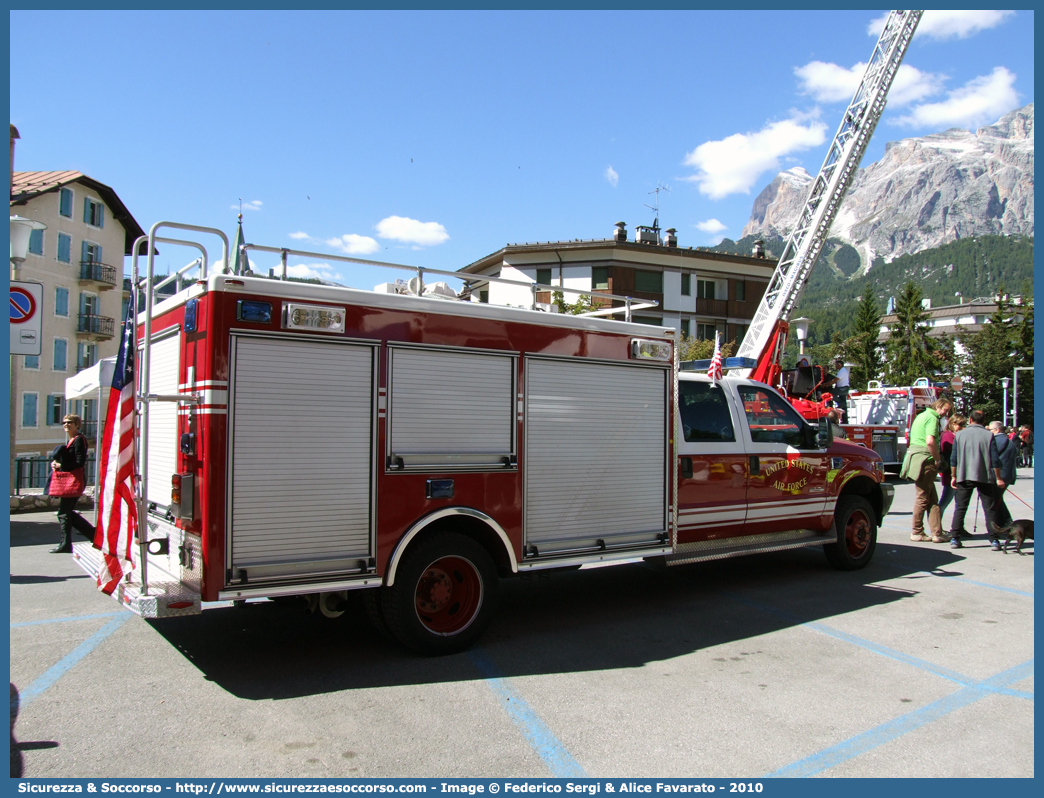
[845, 509, 872, 558]
[414, 555, 483, 636]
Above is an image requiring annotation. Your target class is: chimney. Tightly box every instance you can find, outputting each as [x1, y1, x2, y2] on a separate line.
[921, 298, 931, 310]
[665, 228, 677, 247]
[10, 123, 20, 184]
[613, 221, 627, 242]
[752, 239, 765, 258]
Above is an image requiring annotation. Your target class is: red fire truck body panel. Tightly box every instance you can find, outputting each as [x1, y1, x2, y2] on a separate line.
[141, 277, 677, 603]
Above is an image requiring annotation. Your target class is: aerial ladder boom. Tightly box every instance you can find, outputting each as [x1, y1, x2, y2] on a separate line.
[734, 10, 922, 382]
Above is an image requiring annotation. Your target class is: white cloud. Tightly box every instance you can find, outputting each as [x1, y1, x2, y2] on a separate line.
[325, 233, 381, 255]
[682, 114, 827, 199]
[286, 262, 344, 283]
[605, 165, 619, 187]
[893, 67, 1019, 129]
[375, 216, 449, 247]
[696, 219, 727, 234]
[869, 10, 1015, 40]
[288, 231, 310, 240]
[888, 65, 948, 106]
[795, 61, 944, 106]
[230, 200, 263, 212]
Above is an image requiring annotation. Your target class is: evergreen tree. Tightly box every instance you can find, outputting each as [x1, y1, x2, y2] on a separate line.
[1012, 283, 1034, 427]
[885, 282, 939, 384]
[958, 288, 1027, 424]
[850, 281, 883, 390]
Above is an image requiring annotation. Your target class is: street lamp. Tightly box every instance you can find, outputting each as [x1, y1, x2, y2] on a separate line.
[1001, 376, 1010, 427]
[791, 317, 812, 357]
[10, 215, 47, 493]
[10, 216, 46, 273]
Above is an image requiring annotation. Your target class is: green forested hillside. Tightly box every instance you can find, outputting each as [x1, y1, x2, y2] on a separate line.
[710, 234, 1034, 349]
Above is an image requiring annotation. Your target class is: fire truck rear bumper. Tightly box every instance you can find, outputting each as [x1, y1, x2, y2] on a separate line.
[71, 542, 202, 618]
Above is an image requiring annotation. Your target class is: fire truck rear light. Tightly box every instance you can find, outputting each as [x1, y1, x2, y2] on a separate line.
[171, 473, 194, 519]
[285, 302, 346, 333]
[166, 601, 193, 610]
[631, 339, 672, 361]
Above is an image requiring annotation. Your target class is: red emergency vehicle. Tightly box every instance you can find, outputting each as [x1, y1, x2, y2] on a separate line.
[73, 223, 892, 655]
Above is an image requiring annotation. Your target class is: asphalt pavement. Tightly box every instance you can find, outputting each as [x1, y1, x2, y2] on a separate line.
[8, 469, 1034, 779]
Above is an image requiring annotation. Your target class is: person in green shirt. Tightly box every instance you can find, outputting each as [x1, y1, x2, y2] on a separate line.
[900, 398, 953, 542]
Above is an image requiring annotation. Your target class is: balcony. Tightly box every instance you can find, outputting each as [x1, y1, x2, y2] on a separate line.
[79, 260, 119, 290]
[77, 313, 116, 341]
[696, 297, 729, 317]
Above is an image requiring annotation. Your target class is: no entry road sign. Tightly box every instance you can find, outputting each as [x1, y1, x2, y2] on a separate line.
[10, 281, 43, 356]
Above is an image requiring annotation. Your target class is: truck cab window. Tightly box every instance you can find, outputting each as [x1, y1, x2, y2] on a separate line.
[679, 381, 735, 442]
[740, 387, 808, 448]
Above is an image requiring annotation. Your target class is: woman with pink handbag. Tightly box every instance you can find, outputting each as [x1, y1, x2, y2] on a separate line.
[48, 414, 95, 553]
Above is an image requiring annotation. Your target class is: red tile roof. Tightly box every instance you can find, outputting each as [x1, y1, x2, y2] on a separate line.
[11, 171, 148, 255]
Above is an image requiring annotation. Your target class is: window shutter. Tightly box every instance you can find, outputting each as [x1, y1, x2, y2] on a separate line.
[22, 394, 37, 427]
[96, 244, 102, 263]
[84, 197, 91, 223]
[98, 204, 104, 228]
[81, 240, 89, 265]
[54, 339, 67, 371]
[57, 233, 70, 263]
[79, 293, 87, 315]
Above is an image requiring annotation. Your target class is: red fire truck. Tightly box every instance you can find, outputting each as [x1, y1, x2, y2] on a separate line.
[844, 380, 944, 469]
[73, 222, 892, 655]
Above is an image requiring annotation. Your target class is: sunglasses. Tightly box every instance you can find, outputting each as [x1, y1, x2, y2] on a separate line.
[62, 421, 75, 426]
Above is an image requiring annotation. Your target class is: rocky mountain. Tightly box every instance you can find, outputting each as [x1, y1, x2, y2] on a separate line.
[741, 104, 1034, 270]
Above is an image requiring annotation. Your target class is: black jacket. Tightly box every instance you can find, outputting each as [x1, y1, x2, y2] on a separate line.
[54, 435, 88, 472]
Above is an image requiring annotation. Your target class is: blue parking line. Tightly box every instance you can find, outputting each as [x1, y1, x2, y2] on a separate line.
[939, 576, 1033, 598]
[468, 648, 587, 778]
[11, 611, 122, 629]
[766, 659, 1034, 777]
[14, 612, 133, 712]
[725, 592, 1034, 697]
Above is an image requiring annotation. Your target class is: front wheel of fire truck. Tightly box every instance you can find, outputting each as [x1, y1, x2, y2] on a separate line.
[824, 495, 878, 571]
[381, 532, 500, 656]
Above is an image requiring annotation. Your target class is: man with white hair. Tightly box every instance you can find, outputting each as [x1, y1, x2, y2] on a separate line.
[989, 420, 1018, 533]
[948, 410, 1003, 550]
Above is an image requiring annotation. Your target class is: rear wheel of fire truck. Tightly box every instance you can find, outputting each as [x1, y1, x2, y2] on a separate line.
[382, 532, 499, 656]
[824, 495, 877, 570]
[363, 589, 394, 640]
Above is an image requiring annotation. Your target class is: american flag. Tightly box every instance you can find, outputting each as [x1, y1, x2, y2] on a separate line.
[708, 332, 723, 382]
[96, 297, 137, 595]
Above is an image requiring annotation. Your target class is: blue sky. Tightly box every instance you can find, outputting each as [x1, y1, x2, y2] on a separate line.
[10, 10, 1034, 291]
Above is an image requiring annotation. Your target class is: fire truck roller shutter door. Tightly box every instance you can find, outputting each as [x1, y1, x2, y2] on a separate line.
[144, 332, 181, 510]
[524, 357, 668, 553]
[228, 335, 375, 581]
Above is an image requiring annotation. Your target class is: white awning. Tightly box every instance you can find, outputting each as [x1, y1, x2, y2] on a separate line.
[65, 357, 116, 400]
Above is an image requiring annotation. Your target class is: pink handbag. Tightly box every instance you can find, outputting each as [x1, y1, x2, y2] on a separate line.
[50, 468, 86, 498]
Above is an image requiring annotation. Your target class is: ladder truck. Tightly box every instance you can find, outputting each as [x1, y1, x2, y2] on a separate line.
[731, 11, 923, 402]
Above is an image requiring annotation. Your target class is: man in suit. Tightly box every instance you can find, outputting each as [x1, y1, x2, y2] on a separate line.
[989, 420, 1018, 531]
[948, 410, 1003, 550]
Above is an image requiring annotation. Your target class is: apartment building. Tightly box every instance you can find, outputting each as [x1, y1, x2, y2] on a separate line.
[878, 294, 1030, 341]
[10, 171, 146, 460]
[458, 222, 776, 344]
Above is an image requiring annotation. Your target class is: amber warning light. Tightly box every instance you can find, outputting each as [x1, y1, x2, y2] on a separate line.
[630, 339, 672, 361]
[284, 302, 346, 333]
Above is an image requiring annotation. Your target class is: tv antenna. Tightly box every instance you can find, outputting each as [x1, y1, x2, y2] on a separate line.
[644, 183, 669, 227]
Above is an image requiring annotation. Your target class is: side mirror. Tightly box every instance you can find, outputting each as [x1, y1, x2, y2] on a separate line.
[816, 417, 833, 449]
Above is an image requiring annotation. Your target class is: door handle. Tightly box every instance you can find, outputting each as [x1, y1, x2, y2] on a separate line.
[681, 457, 693, 479]
[749, 455, 760, 475]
